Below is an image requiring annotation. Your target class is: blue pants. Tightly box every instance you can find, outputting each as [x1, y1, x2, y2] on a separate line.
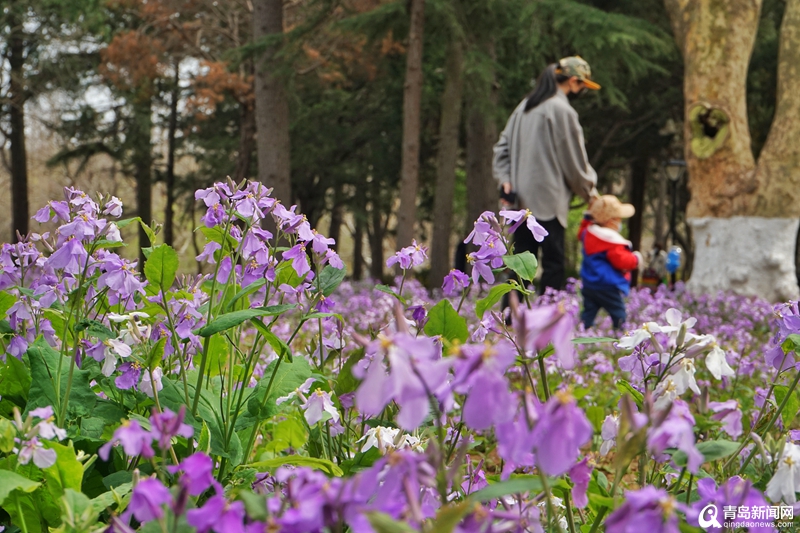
[581, 286, 626, 329]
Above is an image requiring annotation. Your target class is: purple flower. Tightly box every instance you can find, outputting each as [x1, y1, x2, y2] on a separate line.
[150, 407, 193, 449]
[98, 255, 146, 300]
[687, 476, 772, 533]
[123, 478, 172, 524]
[196, 241, 222, 264]
[530, 391, 593, 476]
[647, 400, 702, 474]
[283, 243, 311, 278]
[17, 437, 57, 468]
[46, 238, 87, 275]
[499, 209, 549, 242]
[303, 389, 340, 426]
[99, 420, 154, 461]
[515, 303, 577, 369]
[168, 452, 216, 496]
[452, 341, 517, 431]
[605, 486, 682, 533]
[324, 249, 344, 269]
[569, 457, 593, 508]
[114, 362, 141, 390]
[442, 269, 470, 296]
[708, 400, 743, 439]
[187, 495, 246, 533]
[103, 196, 124, 217]
[386, 240, 427, 270]
[467, 255, 495, 285]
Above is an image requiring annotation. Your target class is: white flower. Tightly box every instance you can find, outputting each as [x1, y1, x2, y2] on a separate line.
[358, 426, 400, 453]
[275, 377, 315, 405]
[140, 367, 163, 398]
[705, 345, 735, 380]
[766, 442, 800, 503]
[101, 338, 132, 377]
[108, 312, 150, 322]
[17, 438, 57, 468]
[654, 377, 681, 411]
[662, 308, 697, 336]
[106, 222, 122, 242]
[618, 322, 662, 349]
[671, 358, 700, 396]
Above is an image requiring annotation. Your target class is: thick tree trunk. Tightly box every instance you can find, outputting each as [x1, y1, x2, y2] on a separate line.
[234, 102, 256, 182]
[9, 16, 29, 241]
[369, 179, 385, 280]
[628, 153, 648, 287]
[353, 214, 364, 281]
[429, 41, 464, 289]
[133, 100, 154, 266]
[394, 0, 425, 251]
[654, 168, 668, 246]
[253, 0, 291, 206]
[465, 102, 499, 230]
[164, 66, 179, 247]
[665, 0, 799, 301]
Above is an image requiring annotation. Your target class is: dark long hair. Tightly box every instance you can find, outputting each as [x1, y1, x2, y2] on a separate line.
[524, 63, 571, 112]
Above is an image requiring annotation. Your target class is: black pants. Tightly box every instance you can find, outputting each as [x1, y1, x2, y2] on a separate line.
[581, 286, 626, 329]
[513, 217, 565, 294]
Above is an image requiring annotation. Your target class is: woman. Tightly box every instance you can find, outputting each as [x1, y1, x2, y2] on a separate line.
[493, 56, 600, 293]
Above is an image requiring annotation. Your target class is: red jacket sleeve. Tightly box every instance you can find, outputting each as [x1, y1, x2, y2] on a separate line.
[578, 217, 592, 242]
[606, 245, 639, 271]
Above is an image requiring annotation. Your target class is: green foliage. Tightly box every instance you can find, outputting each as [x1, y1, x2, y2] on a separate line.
[247, 358, 313, 421]
[503, 252, 538, 283]
[26, 338, 97, 420]
[144, 244, 179, 293]
[424, 300, 468, 343]
[476, 283, 514, 319]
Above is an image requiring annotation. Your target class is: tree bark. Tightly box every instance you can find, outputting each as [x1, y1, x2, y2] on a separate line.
[753, 0, 800, 217]
[353, 213, 364, 281]
[253, 0, 292, 206]
[465, 101, 499, 230]
[234, 102, 256, 182]
[164, 65, 180, 247]
[628, 153, 648, 287]
[394, 0, 426, 251]
[429, 41, 464, 289]
[664, 0, 762, 218]
[133, 99, 154, 266]
[654, 167, 668, 246]
[369, 179, 385, 280]
[8, 14, 29, 240]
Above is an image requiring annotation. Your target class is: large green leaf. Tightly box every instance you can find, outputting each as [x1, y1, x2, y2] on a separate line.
[774, 385, 800, 426]
[251, 319, 293, 362]
[247, 357, 312, 421]
[248, 455, 343, 476]
[0, 291, 16, 319]
[476, 283, 514, 319]
[144, 244, 179, 293]
[503, 252, 538, 282]
[365, 512, 417, 533]
[0, 469, 41, 506]
[424, 300, 468, 343]
[318, 265, 347, 297]
[671, 439, 740, 467]
[117, 217, 156, 246]
[615, 380, 644, 408]
[26, 337, 96, 419]
[195, 305, 296, 337]
[0, 354, 31, 408]
[469, 477, 543, 502]
[226, 279, 268, 311]
[42, 441, 83, 504]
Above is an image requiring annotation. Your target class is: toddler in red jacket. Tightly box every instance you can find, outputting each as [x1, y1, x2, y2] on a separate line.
[579, 195, 643, 328]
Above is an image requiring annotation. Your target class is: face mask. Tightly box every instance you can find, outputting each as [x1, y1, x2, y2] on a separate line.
[567, 87, 587, 101]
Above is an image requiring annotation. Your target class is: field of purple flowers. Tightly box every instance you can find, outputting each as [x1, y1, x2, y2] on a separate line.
[0, 179, 797, 533]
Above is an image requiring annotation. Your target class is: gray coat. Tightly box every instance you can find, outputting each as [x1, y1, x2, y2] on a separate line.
[492, 91, 597, 228]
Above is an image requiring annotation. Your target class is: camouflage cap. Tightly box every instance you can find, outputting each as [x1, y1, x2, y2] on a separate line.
[556, 56, 601, 90]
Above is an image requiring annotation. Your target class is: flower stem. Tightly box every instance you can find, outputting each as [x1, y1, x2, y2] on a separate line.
[537, 354, 550, 401]
[588, 507, 607, 533]
[564, 491, 577, 533]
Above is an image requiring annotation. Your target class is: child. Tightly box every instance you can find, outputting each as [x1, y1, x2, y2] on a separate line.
[578, 195, 642, 329]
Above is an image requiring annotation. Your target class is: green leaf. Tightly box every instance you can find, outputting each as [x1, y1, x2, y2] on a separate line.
[247, 357, 312, 421]
[671, 439, 740, 467]
[198, 421, 211, 454]
[365, 512, 417, 533]
[74, 319, 115, 341]
[469, 477, 544, 502]
[195, 305, 296, 337]
[117, 217, 156, 246]
[774, 385, 800, 426]
[318, 265, 347, 297]
[26, 337, 96, 419]
[375, 284, 407, 305]
[226, 279, 268, 312]
[586, 406, 606, 433]
[431, 502, 472, 533]
[572, 336, 617, 344]
[334, 348, 365, 396]
[42, 441, 84, 501]
[476, 283, 514, 319]
[0, 291, 16, 319]
[424, 300, 468, 343]
[0, 469, 41, 506]
[615, 380, 644, 408]
[251, 320, 293, 362]
[503, 252, 538, 282]
[144, 244, 179, 293]
[782, 333, 800, 353]
[264, 415, 308, 453]
[0, 354, 31, 408]
[276, 261, 307, 288]
[248, 455, 343, 476]
[0, 419, 15, 452]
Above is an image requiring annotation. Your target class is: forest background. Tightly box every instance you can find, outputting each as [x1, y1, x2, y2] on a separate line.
[0, 0, 791, 289]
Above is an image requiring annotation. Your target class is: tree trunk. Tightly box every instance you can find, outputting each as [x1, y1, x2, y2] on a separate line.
[628, 153, 648, 287]
[665, 0, 799, 301]
[353, 213, 364, 281]
[654, 167, 668, 246]
[429, 41, 464, 289]
[465, 101, 499, 230]
[253, 0, 291, 206]
[394, 0, 426, 251]
[133, 99, 154, 266]
[369, 180, 385, 280]
[164, 65, 180, 247]
[234, 102, 256, 182]
[9, 15, 29, 241]
[328, 186, 343, 252]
